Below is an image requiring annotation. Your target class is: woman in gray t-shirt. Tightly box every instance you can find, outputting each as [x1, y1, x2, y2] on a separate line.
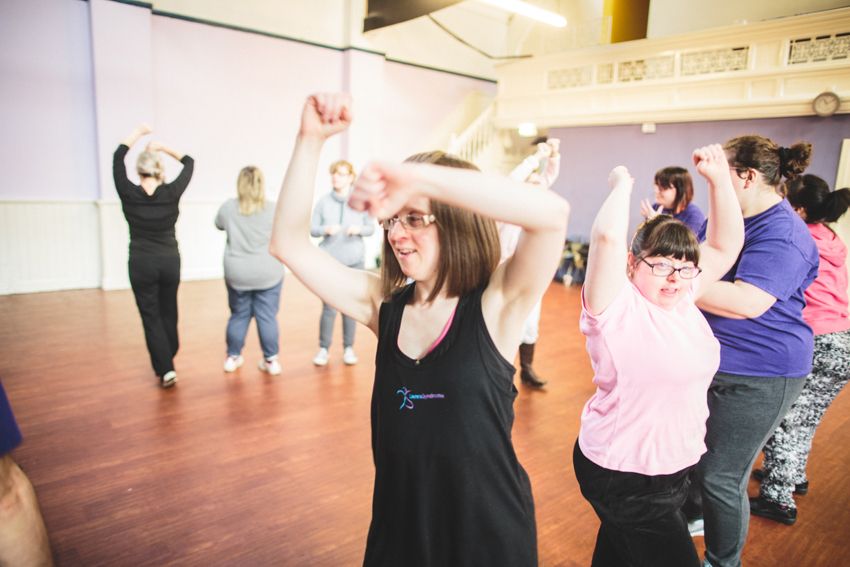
[215, 166, 285, 375]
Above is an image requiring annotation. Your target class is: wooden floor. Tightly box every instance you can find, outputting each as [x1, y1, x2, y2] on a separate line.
[1, 278, 849, 566]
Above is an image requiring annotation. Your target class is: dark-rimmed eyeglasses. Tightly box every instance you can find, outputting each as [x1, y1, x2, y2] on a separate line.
[380, 213, 436, 231]
[639, 257, 702, 279]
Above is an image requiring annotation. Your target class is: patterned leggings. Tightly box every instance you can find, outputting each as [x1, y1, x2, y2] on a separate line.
[760, 329, 850, 508]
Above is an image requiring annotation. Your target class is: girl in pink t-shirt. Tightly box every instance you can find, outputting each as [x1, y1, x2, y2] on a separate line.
[752, 174, 850, 524]
[574, 145, 744, 567]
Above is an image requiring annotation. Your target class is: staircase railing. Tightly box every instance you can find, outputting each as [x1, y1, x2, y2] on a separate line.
[448, 103, 496, 165]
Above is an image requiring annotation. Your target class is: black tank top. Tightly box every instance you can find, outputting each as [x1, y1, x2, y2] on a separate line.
[364, 284, 537, 567]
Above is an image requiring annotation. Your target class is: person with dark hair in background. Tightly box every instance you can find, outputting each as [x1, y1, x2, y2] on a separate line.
[310, 159, 375, 367]
[694, 136, 818, 567]
[750, 175, 850, 525]
[270, 92, 569, 566]
[641, 166, 706, 235]
[114, 124, 194, 388]
[0, 381, 53, 566]
[575, 145, 743, 567]
[216, 166, 285, 376]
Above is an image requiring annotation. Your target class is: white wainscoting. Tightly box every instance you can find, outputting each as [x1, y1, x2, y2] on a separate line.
[97, 200, 227, 291]
[0, 201, 101, 295]
[1, 200, 228, 295]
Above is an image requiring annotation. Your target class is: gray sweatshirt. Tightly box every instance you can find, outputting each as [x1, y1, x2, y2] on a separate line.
[215, 198, 284, 291]
[310, 191, 376, 267]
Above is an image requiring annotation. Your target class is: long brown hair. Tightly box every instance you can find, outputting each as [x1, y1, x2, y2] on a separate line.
[381, 151, 500, 302]
[724, 135, 812, 193]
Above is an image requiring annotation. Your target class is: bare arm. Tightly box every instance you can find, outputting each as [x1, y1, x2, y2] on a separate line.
[583, 166, 632, 315]
[120, 123, 151, 148]
[692, 144, 745, 296]
[348, 158, 569, 355]
[696, 280, 776, 318]
[269, 93, 382, 334]
[146, 141, 185, 162]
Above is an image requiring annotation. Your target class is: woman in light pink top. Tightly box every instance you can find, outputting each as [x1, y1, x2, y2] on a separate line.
[752, 175, 850, 524]
[574, 145, 744, 567]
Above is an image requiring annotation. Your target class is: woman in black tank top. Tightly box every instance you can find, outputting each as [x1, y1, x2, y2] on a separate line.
[270, 93, 570, 566]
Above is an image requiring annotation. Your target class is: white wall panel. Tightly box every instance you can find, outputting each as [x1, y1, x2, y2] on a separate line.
[0, 202, 101, 295]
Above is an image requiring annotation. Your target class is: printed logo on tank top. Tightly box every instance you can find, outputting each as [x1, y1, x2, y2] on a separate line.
[396, 386, 446, 410]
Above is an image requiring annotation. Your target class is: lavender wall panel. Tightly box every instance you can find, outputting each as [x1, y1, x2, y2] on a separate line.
[550, 114, 850, 241]
[0, 0, 98, 201]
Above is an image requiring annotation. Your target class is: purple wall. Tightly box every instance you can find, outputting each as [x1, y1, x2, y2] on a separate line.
[0, 0, 99, 201]
[0, 0, 496, 203]
[550, 114, 850, 240]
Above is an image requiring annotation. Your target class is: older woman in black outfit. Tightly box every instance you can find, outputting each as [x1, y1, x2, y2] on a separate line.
[113, 124, 194, 388]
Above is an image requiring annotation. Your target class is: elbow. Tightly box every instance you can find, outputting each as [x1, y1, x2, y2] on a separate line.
[550, 197, 570, 233]
[590, 227, 621, 247]
[268, 241, 286, 264]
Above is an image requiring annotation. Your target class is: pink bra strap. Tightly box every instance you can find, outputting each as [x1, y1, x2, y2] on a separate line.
[423, 304, 457, 357]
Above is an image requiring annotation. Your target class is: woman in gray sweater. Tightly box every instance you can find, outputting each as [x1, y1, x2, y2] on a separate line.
[215, 166, 285, 375]
[310, 160, 375, 366]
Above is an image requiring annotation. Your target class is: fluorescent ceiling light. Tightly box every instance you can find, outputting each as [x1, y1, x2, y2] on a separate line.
[478, 0, 567, 28]
[518, 122, 538, 137]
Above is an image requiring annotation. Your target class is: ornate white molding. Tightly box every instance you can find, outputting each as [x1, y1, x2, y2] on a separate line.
[495, 8, 850, 127]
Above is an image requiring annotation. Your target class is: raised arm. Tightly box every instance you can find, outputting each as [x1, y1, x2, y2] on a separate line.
[542, 139, 561, 188]
[114, 124, 152, 195]
[120, 123, 152, 149]
[692, 144, 745, 296]
[348, 157, 569, 353]
[146, 141, 185, 162]
[583, 166, 633, 315]
[269, 93, 382, 333]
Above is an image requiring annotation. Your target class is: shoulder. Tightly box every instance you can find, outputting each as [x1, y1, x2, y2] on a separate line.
[684, 203, 705, 218]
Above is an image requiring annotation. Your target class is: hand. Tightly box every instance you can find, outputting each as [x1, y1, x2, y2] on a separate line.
[348, 161, 417, 219]
[145, 141, 163, 153]
[346, 225, 361, 236]
[693, 143, 731, 183]
[640, 198, 663, 219]
[546, 139, 560, 157]
[300, 93, 352, 140]
[325, 225, 341, 236]
[535, 142, 552, 159]
[608, 166, 634, 191]
[136, 123, 152, 136]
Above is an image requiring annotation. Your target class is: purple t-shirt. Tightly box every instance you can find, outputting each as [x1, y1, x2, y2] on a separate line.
[664, 203, 706, 235]
[700, 199, 819, 378]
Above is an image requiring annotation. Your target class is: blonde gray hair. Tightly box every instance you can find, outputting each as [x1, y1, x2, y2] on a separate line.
[136, 151, 164, 184]
[237, 166, 265, 215]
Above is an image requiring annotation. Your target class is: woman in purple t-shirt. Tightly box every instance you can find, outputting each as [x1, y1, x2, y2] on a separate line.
[694, 136, 819, 567]
[640, 166, 706, 235]
[751, 175, 850, 524]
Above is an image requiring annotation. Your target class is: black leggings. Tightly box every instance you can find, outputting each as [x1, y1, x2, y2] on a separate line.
[129, 254, 180, 377]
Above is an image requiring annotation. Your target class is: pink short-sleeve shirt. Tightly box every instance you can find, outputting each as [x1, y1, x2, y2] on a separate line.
[578, 281, 720, 475]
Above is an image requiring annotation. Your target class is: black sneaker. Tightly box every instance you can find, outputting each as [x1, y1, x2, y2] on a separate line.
[752, 468, 808, 495]
[749, 496, 797, 525]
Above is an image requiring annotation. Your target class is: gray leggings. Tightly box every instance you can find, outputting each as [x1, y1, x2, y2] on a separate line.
[760, 330, 850, 507]
[319, 302, 356, 349]
[698, 372, 805, 567]
[318, 260, 362, 349]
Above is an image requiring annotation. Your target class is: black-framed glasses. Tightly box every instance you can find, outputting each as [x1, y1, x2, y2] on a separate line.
[639, 257, 702, 279]
[380, 213, 436, 231]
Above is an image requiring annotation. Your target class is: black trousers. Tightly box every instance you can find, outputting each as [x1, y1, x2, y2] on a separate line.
[573, 441, 699, 567]
[128, 254, 180, 377]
